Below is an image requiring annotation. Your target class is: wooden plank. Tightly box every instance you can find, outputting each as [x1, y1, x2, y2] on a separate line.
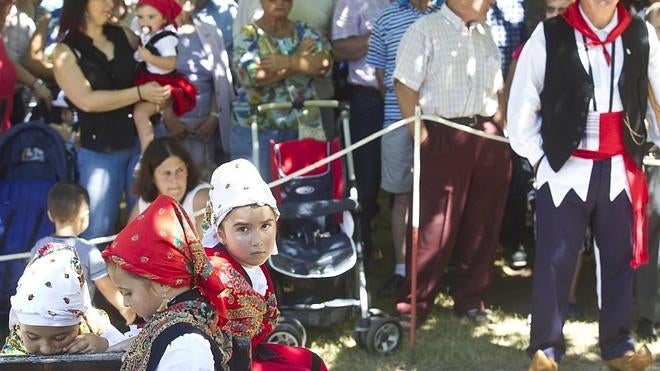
[0, 352, 122, 370]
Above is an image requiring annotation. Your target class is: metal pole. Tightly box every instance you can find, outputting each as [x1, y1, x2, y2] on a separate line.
[410, 105, 422, 356]
[250, 116, 260, 172]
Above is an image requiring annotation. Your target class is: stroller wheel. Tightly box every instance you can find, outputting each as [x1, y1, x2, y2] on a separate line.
[354, 308, 387, 348]
[366, 317, 402, 355]
[353, 329, 368, 348]
[266, 317, 307, 348]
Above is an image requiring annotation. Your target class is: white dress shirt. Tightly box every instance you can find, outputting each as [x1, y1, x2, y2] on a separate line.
[508, 7, 660, 207]
[156, 333, 215, 371]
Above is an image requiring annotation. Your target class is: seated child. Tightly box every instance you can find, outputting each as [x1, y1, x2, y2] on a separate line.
[102, 195, 231, 370]
[202, 159, 327, 371]
[30, 182, 135, 325]
[1, 243, 124, 355]
[133, 0, 197, 153]
[48, 90, 79, 149]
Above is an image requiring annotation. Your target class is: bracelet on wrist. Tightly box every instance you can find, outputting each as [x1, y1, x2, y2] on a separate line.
[136, 85, 143, 100]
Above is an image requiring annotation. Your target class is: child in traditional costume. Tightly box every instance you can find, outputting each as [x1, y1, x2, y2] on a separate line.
[133, 0, 197, 152]
[102, 195, 231, 370]
[202, 159, 327, 371]
[1, 243, 124, 355]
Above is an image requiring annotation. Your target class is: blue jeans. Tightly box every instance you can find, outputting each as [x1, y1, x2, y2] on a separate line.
[78, 144, 140, 244]
[230, 125, 297, 180]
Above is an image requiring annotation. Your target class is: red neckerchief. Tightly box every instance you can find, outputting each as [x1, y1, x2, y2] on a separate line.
[561, 0, 632, 65]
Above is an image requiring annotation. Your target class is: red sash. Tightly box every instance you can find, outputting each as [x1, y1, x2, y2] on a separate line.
[572, 111, 648, 268]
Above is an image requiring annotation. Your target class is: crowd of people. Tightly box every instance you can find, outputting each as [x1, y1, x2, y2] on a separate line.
[1, 0, 660, 369]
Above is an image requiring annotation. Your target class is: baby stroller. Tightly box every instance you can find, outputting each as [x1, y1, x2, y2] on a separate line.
[252, 100, 402, 354]
[0, 121, 73, 324]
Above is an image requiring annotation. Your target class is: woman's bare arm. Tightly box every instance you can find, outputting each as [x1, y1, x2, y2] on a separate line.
[53, 43, 170, 112]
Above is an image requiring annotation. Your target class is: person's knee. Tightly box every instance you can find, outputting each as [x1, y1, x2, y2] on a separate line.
[393, 193, 411, 209]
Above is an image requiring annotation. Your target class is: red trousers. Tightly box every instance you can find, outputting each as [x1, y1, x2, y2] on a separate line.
[396, 120, 512, 318]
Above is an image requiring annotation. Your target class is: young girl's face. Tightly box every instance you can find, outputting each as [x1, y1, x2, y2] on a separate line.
[136, 4, 168, 33]
[218, 205, 277, 267]
[18, 324, 79, 355]
[108, 266, 162, 320]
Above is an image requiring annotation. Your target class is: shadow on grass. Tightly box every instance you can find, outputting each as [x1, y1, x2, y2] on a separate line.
[307, 299, 618, 370]
[305, 191, 657, 370]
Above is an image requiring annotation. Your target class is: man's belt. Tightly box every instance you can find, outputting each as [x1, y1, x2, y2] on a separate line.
[446, 115, 492, 127]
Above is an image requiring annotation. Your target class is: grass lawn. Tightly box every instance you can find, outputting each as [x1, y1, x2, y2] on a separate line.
[305, 194, 660, 370]
[3, 195, 660, 370]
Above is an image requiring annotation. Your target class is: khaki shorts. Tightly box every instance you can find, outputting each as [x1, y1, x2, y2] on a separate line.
[380, 125, 413, 193]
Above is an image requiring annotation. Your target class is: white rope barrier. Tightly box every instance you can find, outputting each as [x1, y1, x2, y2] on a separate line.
[0, 111, 508, 263]
[644, 156, 660, 167]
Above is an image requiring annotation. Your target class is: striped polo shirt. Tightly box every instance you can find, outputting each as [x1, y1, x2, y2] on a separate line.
[366, 0, 443, 126]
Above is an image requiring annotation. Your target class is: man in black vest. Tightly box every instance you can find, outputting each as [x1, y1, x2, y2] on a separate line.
[508, 0, 660, 368]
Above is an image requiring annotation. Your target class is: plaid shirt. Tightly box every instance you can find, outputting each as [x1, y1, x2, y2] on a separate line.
[486, 0, 526, 75]
[393, 4, 503, 119]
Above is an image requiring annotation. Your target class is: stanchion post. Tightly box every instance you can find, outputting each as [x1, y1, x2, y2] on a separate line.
[341, 106, 358, 201]
[410, 105, 422, 360]
[250, 116, 260, 172]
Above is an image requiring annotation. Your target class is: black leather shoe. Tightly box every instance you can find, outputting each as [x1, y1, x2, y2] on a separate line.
[378, 274, 404, 298]
[637, 317, 658, 342]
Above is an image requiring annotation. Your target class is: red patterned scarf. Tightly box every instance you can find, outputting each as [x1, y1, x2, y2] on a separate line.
[102, 195, 225, 312]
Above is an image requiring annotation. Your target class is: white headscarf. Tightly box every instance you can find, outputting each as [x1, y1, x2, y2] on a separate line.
[11, 243, 89, 327]
[201, 159, 280, 250]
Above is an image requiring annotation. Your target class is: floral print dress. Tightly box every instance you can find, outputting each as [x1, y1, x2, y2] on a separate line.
[233, 21, 331, 137]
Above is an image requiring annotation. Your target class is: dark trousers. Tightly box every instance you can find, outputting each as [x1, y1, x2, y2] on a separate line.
[530, 159, 634, 361]
[500, 149, 535, 254]
[396, 121, 511, 316]
[348, 84, 383, 257]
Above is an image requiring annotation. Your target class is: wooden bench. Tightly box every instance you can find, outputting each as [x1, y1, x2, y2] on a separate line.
[0, 352, 123, 370]
[0, 336, 252, 370]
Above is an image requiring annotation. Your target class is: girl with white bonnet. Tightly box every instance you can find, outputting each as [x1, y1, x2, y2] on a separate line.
[1, 243, 124, 355]
[202, 159, 327, 371]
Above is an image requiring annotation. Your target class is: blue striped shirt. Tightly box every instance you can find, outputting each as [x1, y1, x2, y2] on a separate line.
[366, 1, 443, 125]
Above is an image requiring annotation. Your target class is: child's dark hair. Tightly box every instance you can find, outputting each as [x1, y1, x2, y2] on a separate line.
[47, 182, 90, 223]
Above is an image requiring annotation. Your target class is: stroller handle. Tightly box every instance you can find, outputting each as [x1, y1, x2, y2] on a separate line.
[257, 99, 347, 112]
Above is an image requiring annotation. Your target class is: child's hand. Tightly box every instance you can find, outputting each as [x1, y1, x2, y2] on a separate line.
[137, 46, 153, 62]
[107, 337, 135, 353]
[64, 334, 109, 354]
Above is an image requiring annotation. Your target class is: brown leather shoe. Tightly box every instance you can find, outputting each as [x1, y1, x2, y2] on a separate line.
[606, 345, 653, 371]
[528, 350, 559, 371]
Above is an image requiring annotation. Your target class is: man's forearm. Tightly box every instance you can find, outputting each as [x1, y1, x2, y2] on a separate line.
[332, 33, 370, 61]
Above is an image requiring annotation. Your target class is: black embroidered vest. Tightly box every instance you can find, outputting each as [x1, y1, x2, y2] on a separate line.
[540, 16, 650, 171]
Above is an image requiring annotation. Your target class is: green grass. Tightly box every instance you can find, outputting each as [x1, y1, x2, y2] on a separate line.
[5, 194, 660, 370]
[303, 194, 660, 370]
